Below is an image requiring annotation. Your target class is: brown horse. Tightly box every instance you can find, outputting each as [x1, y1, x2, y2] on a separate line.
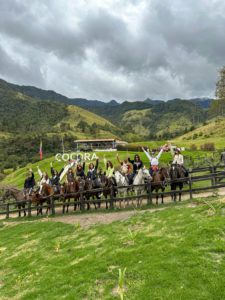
[151, 167, 170, 204]
[99, 175, 114, 209]
[170, 164, 186, 201]
[32, 183, 54, 215]
[60, 180, 80, 213]
[82, 179, 99, 210]
[3, 188, 27, 217]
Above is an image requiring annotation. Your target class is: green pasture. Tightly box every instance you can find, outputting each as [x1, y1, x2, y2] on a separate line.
[2, 149, 219, 189]
[0, 197, 225, 299]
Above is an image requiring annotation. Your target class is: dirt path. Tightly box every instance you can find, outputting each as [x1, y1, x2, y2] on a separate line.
[52, 207, 169, 229]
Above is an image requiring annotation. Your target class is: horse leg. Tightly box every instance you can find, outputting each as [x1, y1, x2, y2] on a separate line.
[74, 197, 77, 211]
[67, 198, 70, 213]
[62, 199, 66, 214]
[156, 189, 158, 205]
[23, 204, 26, 217]
[179, 184, 183, 201]
[18, 204, 21, 217]
[105, 195, 108, 209]
[161, 188, 165, 204]
[174, 185, 177, 202]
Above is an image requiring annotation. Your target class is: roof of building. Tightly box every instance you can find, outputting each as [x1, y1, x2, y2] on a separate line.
[74, 139, 116, 142]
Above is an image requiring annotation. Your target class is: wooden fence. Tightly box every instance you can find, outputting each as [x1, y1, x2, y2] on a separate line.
[1, 165, 225, 219]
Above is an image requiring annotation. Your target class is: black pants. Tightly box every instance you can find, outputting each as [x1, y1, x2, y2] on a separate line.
[181, 165, 188, 176]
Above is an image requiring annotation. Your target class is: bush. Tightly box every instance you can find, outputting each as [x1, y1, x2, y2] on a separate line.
[190, 144, 197, 150]
[200, 143, 215, 151]
[193, 133, 198, 139]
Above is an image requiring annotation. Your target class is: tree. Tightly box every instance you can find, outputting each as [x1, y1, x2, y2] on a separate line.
[215, 66, 225, 100]
[210, 66, 225, 117]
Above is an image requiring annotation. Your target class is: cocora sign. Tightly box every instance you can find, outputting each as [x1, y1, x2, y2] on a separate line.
[55, 152, 98, 162]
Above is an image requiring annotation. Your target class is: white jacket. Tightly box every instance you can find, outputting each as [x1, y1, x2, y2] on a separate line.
[144, 148, 163, 166]
[37, 168, 50, 191]
[171, 148, 184, 165]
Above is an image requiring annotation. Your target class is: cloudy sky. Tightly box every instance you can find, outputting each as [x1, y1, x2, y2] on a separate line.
[0, 0, 225, 102]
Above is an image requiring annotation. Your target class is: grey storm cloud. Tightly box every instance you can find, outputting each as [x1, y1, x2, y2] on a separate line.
[0, 0, 225, 101]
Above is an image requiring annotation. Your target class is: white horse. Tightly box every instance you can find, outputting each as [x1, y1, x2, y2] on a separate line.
[115, 171, 129, 208]
[133, 167, 152, 206]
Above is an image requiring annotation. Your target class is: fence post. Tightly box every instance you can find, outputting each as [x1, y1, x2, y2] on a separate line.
[189, 174, 193, 199]
[210, 166, 216, 186]
[80, 191, 84, 211]
[6, 203, 9, 219]
[51, 196, 55, 215]
[110, 186, 114, 209]
[147, 182, 152, 205]
[28, 200, 31, 217]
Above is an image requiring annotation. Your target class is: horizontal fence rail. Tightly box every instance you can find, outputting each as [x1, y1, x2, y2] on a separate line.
[1, 165, 225, 219]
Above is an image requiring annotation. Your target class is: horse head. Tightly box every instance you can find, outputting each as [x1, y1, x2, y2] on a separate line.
[142, 167, 152, 181]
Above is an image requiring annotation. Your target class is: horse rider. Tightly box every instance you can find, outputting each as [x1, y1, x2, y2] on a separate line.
[86, 156, 99, 182]
[36, 166, 50, 193]
[50, 162, 65, 193]
[66, 167, 75, 183]
[24, 168, 35, 200]
[169, 145, 188, 176]
[128, 153, 143, 183]
[104, 155, 117, 185]
[116, 153, 132, 184]
[75, 159, 86, 180]
[221, 149, 225, 170]
[142, 145, 166, 176]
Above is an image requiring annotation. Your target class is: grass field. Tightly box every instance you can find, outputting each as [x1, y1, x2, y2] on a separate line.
[0, 197, 224, 299]
[1, 149, 219, 189]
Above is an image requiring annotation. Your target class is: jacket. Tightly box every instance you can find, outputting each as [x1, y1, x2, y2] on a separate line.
[51, 167, 64, 186]
[144, 148, 163, 166]
[128, 158, 143, 173]
[76, 162, 86, 178]
[24, 173, 35, 189]
[86, 159, 98, 180]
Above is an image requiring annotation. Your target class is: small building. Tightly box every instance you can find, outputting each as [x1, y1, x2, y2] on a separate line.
[74, 139, 127, 151]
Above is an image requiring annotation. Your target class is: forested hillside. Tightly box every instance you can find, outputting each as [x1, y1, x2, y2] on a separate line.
[0, 83, 122, 172]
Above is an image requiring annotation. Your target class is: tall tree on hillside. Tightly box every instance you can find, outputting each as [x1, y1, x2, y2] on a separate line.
[209, 66, 225, 117]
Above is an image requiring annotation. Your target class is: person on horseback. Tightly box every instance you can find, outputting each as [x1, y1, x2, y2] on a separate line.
[104, 155, 117, 185]
[142, 145, 166, 176]
[128, 153, 143, 183]
[50, 162, 65, 193]
[66, 167, 75, 183]
[24, 168, 35, 200]
[75, 159, 86, 180]
[116, 153, 132, 184]
[37, 166, 50, 193]
[221, 149, 225, 170]
[170, 145, 188, 176]
[86, 157, 99, 181]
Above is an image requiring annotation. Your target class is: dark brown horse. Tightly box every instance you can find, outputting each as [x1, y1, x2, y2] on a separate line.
[82, 178, 102, 210]
[170, 164, 186, 201]
[3, 188, 27, 217]
[99, 175, 114, 209]
[32, 183, 53, 215]
[151, 167, 170, 204]
[60, 180, 80, 213]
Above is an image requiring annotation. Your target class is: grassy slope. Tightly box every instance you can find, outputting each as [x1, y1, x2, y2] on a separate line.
[52, 105, 119, 139]
[172, 118, 225, 149]
[0, 198, 224, 299]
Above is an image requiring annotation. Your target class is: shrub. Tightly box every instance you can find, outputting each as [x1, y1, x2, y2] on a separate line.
[200, 143, 215, 151]
[190, 144, 197, 150]
[193, 133, 198, 139]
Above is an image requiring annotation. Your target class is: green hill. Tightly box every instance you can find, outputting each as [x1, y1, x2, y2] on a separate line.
[171, 117, 225, 149]
[0, 83, 122, 172]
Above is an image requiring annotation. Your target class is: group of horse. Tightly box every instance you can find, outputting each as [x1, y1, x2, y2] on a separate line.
[2, 164, 187, 217]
